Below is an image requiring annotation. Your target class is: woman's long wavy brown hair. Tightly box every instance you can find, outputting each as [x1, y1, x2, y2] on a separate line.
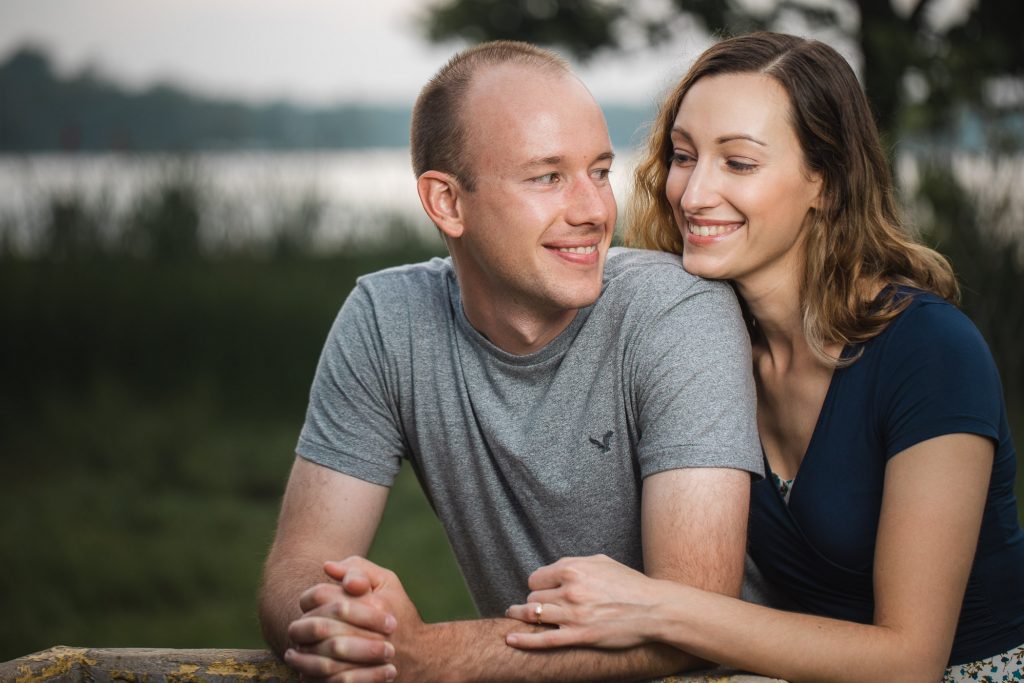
[626, 32, 958, 365]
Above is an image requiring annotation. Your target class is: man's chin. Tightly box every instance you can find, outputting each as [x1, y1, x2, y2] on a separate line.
[555, 281, 603, 311]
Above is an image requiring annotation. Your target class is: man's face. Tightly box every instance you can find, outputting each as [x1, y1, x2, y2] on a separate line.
[453, 65, 617, 319]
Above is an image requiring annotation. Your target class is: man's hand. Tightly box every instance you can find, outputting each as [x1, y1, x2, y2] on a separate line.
[284, 559, 401, 683]
[321, 557, 431, 680]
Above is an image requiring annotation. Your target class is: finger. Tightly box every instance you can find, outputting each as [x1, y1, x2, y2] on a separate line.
[325, 664, 398, 683]
[526, 560, 576, 591]
[301, 597, 397, 634]
[505, 627, 584, 650]
[289, 616, 386, 646]
[324, 558, 387, 592]
[285, 648, 361, 678]
[525, 588, 569, 608]
[506, 601, 570, 627]
[503, 603, 534, 625]
[340, 567, 373, 597]
[299, 635, 395, 665]
[300, 583, 346, 612]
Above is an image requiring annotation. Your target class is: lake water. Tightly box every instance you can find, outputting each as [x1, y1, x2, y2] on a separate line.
[0, 149, 1020, 253]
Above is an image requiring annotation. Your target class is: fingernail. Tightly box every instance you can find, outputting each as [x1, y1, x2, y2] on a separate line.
[384, 615, 397, 633]
[384, 642, 395, 659]
[506, 635, 518, 646]
[384, 664, 397, 681]
[284, 649, 294, 659]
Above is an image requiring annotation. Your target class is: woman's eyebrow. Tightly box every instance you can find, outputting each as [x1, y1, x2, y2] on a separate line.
[717, 133, 768, 146]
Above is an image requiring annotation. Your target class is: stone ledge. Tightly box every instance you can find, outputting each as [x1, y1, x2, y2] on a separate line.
[0, 646, 784, 683]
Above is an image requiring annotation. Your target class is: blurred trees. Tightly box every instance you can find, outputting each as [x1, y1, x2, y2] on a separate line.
[420, 0, 1023, 140]
[0, 47, 411, 151]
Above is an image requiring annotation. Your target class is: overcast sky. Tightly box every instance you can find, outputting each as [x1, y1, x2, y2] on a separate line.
[0, 0, 973, 106]
[0, 0, 694, 105]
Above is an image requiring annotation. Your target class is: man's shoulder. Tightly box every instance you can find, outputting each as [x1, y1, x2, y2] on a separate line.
[338, 256, 454, 336]
[350, 256, 453, 310]
[355, 256, 452, 294]
[601, 247, 733, 303]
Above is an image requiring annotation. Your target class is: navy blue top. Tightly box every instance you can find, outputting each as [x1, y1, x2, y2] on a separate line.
[748, 289, 1024, 665]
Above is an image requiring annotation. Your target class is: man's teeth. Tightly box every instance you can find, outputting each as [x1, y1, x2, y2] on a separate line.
[556, 245, 598, 254]
[688, 222, 738, 237]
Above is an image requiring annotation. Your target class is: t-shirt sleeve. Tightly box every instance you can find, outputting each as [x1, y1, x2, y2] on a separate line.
[877, 300, 1003, 459]
[296, 284, 405, 486]
[629, 279, 763, 480]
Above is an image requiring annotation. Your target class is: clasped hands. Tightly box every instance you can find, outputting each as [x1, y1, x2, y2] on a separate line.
[284, 557, 415, 683]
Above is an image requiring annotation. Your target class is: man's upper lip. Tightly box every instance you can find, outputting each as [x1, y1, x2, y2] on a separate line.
[685, 217, 742, 226]
[543, 238, 603, 248]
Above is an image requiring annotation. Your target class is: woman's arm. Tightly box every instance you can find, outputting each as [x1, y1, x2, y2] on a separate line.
[506, 433, 994, 683]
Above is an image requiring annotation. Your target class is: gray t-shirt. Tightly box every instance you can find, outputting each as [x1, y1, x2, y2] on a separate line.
[298, 247, 762, 616]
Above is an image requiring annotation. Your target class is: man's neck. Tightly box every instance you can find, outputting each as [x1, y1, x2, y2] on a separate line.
[460, 293, 579, 356]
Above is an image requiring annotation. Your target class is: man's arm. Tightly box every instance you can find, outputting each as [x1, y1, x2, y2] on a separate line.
[296, 465, 751, 683]
[259, 456, 392, 659]
[641, 467, 749, 596]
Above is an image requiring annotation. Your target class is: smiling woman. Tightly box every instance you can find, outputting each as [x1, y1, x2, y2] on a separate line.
[665, 71, 822, 288]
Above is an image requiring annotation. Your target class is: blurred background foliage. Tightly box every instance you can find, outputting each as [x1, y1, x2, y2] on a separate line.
[1, 0, 1023, 664]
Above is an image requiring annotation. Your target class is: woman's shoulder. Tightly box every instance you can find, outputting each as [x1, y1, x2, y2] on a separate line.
[876, 286, 986, 356]
[861, 286, 1004, 455]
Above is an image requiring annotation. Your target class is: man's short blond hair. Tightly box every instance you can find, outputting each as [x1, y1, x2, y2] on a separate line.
[410, 41, 570, 191]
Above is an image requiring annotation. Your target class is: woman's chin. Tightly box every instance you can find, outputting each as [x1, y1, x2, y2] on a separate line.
[681, 254, 732, 281]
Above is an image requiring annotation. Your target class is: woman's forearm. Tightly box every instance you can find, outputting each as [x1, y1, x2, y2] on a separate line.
[650, 582, 947, 683]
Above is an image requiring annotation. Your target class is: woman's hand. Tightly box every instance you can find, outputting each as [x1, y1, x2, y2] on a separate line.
[504, 554, 673, 650]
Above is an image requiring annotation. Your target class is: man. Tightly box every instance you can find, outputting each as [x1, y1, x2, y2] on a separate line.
[259, 41, 762, 682]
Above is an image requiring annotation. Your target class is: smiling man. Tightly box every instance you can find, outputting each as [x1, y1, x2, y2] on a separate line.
[258, 41, 763, 683]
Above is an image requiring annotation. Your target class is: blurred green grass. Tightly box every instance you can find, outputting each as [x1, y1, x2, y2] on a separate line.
[0, 251, 476, 661]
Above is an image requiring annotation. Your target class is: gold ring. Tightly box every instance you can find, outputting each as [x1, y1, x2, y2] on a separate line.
[534, 603, 544, 624]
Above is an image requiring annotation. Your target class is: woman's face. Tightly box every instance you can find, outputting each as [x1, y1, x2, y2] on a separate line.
[665, 72, 821, 291]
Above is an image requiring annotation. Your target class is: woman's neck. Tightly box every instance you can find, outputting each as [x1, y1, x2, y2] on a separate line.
[735, 271, 810, 371]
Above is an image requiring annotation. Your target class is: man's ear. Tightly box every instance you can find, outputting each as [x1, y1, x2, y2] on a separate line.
[417, 171, 466, 239]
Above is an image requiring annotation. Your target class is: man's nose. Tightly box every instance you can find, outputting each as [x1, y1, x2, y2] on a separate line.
[565, 175, 611, 226]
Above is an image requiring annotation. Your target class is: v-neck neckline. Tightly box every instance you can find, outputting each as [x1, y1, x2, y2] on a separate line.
[762, 346, 851, 508]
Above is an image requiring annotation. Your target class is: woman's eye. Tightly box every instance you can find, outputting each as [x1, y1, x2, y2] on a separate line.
[671, 151, 695, 166]
[727, 159, 757, 172]
[592, 168, 611, 181]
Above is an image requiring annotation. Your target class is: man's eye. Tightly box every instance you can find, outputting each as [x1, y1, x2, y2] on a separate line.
[533, 173, 560, 185]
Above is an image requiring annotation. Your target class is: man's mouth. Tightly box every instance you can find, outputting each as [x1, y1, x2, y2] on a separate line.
[554, 245, 598, 255]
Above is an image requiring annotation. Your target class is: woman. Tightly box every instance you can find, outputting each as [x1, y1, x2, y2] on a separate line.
[504, 32, 1024, 681]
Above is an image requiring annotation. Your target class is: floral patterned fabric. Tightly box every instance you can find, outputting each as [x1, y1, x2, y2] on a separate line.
[943, 644, 1024, 681]
[771, 473, 793, 504]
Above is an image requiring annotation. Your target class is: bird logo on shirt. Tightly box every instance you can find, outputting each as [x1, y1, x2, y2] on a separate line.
[589, 431, 614, 453]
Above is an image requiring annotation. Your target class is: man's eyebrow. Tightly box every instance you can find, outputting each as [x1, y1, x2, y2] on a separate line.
[520, 156, 563, 170]
[518, 151, 615, 171]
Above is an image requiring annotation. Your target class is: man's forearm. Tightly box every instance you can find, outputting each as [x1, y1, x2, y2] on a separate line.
[259, 555, 323, 656]
[397, 617, 699, 683]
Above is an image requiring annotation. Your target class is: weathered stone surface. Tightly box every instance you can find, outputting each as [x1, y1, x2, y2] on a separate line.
[0, 646, 785, 683]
